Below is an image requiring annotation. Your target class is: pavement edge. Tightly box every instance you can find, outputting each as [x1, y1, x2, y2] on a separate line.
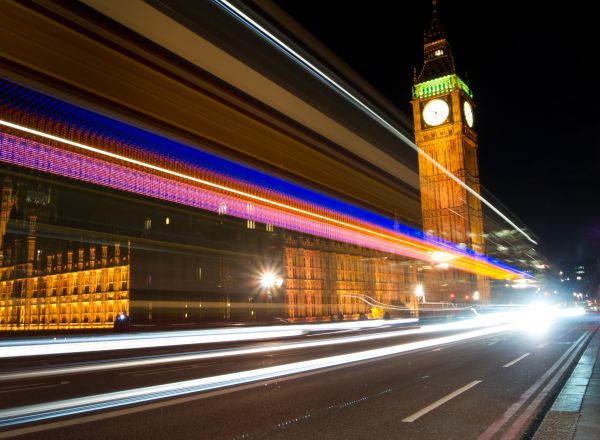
[531, 324, 600, 440]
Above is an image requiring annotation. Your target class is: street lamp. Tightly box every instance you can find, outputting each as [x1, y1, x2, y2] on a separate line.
[473, 291, 480, 301]
[414, 284, 425, 303]
[259, 270, 283, 320]
[248, 296, 254, 320]
[259, 271, 283, 290]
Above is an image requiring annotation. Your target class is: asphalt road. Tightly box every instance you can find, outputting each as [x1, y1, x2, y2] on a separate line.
[0, 314, 597, 440]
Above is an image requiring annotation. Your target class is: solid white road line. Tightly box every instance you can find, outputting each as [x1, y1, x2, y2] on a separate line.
[402, 380, 483, 422]
[502, 353, 530, 368]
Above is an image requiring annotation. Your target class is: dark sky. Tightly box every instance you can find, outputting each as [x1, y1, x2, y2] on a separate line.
[270, 0, 600, 264]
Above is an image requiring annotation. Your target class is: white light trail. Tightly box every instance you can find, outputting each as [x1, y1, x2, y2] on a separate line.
[0, 322, 518, 428]
[0, 329, 302, 359]
[0, 319, 416, 359]
[2, 305, 576, 360]
[212, 0, 537, 245]
[1, 318, 508, 382]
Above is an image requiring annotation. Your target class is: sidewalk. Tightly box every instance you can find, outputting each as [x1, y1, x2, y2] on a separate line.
[532, 325, 600, 439]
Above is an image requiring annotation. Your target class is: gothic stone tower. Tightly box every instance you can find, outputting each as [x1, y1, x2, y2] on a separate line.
[411, 0, 489, 302]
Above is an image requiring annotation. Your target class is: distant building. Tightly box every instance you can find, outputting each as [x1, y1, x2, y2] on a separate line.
[559, 259, 600, 306]
[481, 225, 550, 303]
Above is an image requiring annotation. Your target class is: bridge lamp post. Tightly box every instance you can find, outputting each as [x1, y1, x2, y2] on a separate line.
[414, 284, 425, 303]
[259, 271, 283, 319]
[414, 284, 425, 319]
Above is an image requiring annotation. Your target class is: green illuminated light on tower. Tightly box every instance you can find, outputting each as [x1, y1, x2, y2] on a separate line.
[413, 74, 473, 99]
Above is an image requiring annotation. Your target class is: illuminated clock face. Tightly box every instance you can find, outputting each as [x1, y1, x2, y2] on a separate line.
[422, 99, 449, 126]
[463, 101, 474, 127]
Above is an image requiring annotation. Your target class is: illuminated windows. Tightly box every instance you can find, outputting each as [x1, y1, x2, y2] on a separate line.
[246, 203, 255, 229]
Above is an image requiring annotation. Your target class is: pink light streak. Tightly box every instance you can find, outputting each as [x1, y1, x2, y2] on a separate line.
[0, 131, 518, 278]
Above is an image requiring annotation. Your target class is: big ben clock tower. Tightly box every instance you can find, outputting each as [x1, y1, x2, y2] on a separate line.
[412, 0, 489, 301]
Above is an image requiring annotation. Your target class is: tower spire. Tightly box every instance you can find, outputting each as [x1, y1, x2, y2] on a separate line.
[415, 0, 456, 83]
[425, 0, 445, 44]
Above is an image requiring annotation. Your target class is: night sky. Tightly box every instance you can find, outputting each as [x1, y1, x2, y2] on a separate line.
[270, 0, 599, 264]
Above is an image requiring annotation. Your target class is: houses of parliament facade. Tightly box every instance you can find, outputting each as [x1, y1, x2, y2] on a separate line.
[0, 168, 419, 330]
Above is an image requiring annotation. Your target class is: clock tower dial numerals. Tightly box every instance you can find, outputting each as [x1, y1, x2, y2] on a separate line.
[422, 99, 449, 126]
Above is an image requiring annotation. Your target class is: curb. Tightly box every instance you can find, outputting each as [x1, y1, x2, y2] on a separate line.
[532, 328, 600, 439]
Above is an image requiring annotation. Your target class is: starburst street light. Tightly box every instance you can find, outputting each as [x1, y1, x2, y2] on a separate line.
[259, 271, 283, 290]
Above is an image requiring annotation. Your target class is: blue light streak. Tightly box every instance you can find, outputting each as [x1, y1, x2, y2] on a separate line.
[0, 79, 525, 275]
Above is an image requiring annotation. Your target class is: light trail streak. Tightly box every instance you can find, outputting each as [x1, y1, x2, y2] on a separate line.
[0, 119, 426, 249]
[1, 317, 511, 381]
[0, 322, 519, 428]
[2, 303, 555, 361]
[0, 318, 416, 359]
[0, 329, 303, 359]
[0, 123, 523, 279]
[213, 0, 537, 245]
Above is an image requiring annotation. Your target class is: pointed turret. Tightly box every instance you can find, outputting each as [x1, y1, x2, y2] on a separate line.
[425, 0, 445, 44]
[415, 0, 456, 83]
